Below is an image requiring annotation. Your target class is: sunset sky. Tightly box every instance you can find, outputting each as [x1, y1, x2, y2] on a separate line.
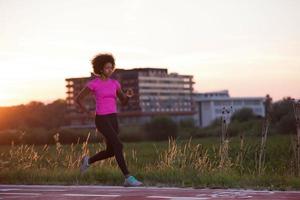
[0, 0, 299, 106]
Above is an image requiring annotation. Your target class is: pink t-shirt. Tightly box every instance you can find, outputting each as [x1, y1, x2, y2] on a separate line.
[86, 78, 121, 115]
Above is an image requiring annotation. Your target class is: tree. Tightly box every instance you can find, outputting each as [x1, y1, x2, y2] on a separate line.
[43, 99, 69, 129]
[271, 97, 296, 134]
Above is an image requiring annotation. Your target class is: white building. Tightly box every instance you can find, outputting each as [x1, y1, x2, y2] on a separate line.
[194, 90, 265, 127]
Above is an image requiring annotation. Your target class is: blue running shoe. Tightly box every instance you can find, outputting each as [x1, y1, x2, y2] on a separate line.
[124, 175, 143, 187]
[80, 155, 90, 174]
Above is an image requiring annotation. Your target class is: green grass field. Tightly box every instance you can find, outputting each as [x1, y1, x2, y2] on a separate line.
[0, 134, 299, 190]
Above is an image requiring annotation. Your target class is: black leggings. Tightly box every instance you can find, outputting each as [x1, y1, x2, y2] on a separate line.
[88, 113, 129, 176]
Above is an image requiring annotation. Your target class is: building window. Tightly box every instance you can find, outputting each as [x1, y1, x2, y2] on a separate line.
[233, 100, 243, 105]
[245, 100, 261, 105]
[215, 108, 223, 114]
[253, 108, 263, 114]
[214, 101, 232, 106]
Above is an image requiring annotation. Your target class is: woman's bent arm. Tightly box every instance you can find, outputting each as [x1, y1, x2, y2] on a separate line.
[75, 87, 92, 115]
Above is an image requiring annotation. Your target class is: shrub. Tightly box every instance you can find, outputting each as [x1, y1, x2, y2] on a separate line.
[231, 108, 256, 122]
[143, 116, 178, 141]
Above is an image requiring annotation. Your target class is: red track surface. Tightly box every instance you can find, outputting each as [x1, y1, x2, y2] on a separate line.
[1, 185, 300, 199]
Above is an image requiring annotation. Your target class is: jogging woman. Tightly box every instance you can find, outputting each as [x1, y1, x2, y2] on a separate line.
[75, 53, 142, 187]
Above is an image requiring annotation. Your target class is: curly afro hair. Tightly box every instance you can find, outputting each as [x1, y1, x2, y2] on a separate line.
[91, 53, 115, 75]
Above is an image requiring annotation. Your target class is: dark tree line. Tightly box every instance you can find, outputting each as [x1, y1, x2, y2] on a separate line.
[0, 99, 69, 130]
[0, 97, 297, 145]
[230, 97, 297, 134]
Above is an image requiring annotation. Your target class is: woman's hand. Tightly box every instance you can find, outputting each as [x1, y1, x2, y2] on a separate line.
[125, 88, 134, 98]
[117, 88, 134, 106]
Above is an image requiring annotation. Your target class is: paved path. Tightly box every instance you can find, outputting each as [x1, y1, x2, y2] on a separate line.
[1, 185, 300, 199]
